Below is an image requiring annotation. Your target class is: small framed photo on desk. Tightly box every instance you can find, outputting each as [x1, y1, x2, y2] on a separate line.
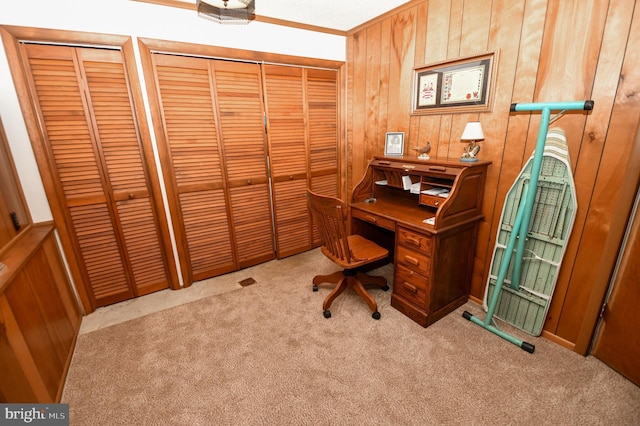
[384, 132, 404, 156]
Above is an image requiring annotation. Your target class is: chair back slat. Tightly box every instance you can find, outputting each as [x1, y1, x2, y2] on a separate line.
[307, 190, 352, 263]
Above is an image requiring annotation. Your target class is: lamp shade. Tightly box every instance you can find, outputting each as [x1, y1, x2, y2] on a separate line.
[461, 121, 485, 141]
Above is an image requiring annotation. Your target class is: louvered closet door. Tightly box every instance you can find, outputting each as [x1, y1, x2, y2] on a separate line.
[306, 69, 339, 246]
[263, 65, 312, 258]
[23, 44, 170, 308]
[211, 60, 274, 268]
[152, 54, 235, 283]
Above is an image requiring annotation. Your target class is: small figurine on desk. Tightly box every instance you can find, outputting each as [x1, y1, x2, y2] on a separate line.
[412, 141, 431, 160]
[460, 141, 481, 162]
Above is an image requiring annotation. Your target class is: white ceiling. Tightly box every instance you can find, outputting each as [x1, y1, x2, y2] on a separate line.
[186, 0, 413, 31]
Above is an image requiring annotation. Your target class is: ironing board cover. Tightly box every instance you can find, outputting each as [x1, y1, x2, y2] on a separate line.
[482, 127, 577, 336]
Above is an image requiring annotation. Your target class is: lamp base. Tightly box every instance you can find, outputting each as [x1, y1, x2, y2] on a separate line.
[460, 157, 479, 162]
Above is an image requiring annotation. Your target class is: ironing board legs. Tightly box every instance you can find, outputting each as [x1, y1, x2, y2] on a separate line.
[463, 184, 536, 353]
[463, 311, 535, 353]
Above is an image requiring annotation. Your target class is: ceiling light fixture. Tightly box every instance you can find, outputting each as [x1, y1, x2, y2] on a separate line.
[197, 0, 256, 24]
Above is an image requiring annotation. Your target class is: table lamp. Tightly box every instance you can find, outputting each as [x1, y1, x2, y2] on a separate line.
[460, 121, 484, 162]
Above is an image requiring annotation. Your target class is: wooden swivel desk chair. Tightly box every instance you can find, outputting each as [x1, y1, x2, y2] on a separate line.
[307, 189, 390, 320]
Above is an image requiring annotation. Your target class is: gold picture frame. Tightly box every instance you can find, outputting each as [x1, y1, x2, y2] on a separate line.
[412, 51, 498, 115]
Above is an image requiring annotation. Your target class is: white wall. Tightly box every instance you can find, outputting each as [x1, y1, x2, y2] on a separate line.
[0, 0, 346, 222]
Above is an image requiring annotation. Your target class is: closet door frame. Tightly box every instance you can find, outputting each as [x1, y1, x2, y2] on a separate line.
[138, 38, 346, 285]
[1, 26, 180, 314]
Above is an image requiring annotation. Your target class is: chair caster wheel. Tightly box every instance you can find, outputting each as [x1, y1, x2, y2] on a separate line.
[372, 311, 381, 320]
[323, 310, 331, 318]
[382, 285, 390, 291]
[313, 285, 318, 292]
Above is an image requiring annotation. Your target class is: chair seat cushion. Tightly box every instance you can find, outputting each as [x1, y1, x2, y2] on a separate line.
[322, 234, 388, 269]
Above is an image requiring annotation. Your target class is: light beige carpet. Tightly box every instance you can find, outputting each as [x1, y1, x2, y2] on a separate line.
[62, 249, 640, 425]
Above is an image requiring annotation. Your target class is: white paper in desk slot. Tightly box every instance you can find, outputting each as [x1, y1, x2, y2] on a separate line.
[437, 190, 450, 198]
[423, 217, 435, 225]
[375, 180, 388, 185]
[402, 175, 412, 190]
[422, 188, 447, 195]
[410, 182, 421, 194]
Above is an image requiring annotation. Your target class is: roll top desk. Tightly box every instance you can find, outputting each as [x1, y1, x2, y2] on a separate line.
[351, 156, 490, 327]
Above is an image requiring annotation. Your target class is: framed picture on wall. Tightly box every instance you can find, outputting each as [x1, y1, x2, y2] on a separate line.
[384, 132, 404, 156]
[412, 51, 498, 115]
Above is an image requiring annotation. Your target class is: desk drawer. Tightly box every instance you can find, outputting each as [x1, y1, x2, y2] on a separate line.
[419, 194, 446, 208]
[351, 208, 395, 231]
[394, 263, 429, 306]
[397, 227, 432, 255]
[396, 244, 431, 276]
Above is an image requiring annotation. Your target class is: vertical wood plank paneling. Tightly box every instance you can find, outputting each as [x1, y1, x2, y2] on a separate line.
[347, 0, 640, 349]
[417, 0, 453, 160]
[349, 32, 368, 192]
[345, 35, 355, 195]
[387, 9, 417, 139]
[0, 296, 42, 402]
[414, 2, 429, 67]
[447, 0, 465, 58]
[4, 271, 64, 398]
[451, 0, 492, 160]
[376, 19, 392, 158]
[480, 0, 548, 297]
[0, 225, 82, 402]
[365, 23, 382, 158]
[425, 0, 451, 64]
[531, 0, 610, 340]
[460, 0, 492, 55]
[469, 0, 529, 297]
[555, 0, 640, 341]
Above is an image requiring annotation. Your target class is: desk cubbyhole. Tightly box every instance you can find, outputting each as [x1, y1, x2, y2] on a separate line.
[374, 169, 419, 189]
[419, 176, 454, 207]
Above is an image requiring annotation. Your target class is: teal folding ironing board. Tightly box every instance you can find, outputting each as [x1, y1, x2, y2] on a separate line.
[463, 100, 594, 353]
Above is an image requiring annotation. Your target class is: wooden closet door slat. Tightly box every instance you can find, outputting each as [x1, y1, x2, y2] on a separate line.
[212, 61, 268, 182]
[306, 69, 339, 247]
[307, 68, 339, 196]
[25, 45, 105, 204]
[80, 49, 169, 296]
[69, 204, 131, 304]
[272, 179, 311, 257]
[229, 185, 274, 268]
[263, 64, 311, 257]
[23, 44, 132, 307]
[212, 60, 274, 266]
[153, 55, 235, 281]
[179, 190, 234, 280]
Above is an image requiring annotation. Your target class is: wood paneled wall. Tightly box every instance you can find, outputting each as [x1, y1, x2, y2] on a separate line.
[346, 0, 640, 350]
